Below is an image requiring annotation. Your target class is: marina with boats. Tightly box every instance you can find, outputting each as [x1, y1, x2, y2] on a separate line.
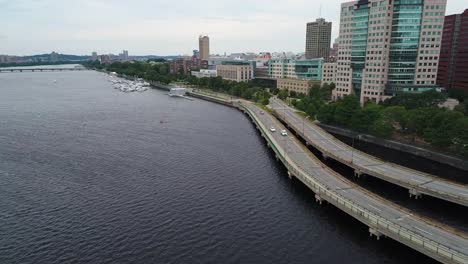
[107, 72, 150, 93]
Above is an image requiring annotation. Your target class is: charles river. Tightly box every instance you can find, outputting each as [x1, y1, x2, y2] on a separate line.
[0, 67, 436, 263]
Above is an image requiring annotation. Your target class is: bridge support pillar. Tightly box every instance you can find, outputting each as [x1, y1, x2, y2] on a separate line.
[305, 141, 309, 146]
[275, 155, 279, 161]
[409, 189, 422, 199]
[369, 228, 382, 240]
[315, 194, 323, 205]
[287, 171, 294, 179]
[322, 153, 328, 160]
[354, 169, 362, 178]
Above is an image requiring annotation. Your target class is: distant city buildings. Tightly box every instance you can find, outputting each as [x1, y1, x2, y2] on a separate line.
[277, 79, 320, 95]
[100, 55, 111, 64]
[193, 50, 200, 59]
[254, 67, 270, 79]
[258, 52, 272, 60]
[207, 56, 232, 70]
[334, 0, 447, 103]
[437, 9, 468, 92]
[268, 58, 323, 81]
[91, 52, 98, 61]
[119, 50, 129, 61]
[305, 18, 332, 60]
[199, 35, 210, 60]
[329, 39, 339, 62]
[216, 61, 254, 82]
[321, 62, 337, 86]
[169, 57, 208, 75]
[268, 58, 324, 94]
[0, 55, 17, 64]
[191, 69, 217, 78]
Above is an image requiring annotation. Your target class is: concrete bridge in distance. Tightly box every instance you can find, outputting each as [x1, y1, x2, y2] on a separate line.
[189, 91, 468, 264]
[0, 67, 87, 73]
[269, 98, 468, 208]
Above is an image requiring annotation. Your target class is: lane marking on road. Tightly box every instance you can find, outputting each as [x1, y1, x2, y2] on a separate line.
[414, 226, 433, 236]
[395, 214, 411, 221]
[418, 180, 434, 186]
[412, 179, 424, 184]
[368, 204, 382, 212]
[336, 187, 354, 193]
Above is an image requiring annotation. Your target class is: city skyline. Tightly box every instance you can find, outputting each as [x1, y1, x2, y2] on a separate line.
[1, 0, 465, 56]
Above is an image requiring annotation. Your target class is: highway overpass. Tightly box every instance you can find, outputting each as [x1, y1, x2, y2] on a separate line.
[269, 98, 468, 208]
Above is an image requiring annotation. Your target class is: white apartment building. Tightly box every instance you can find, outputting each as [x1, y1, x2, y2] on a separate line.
[321, 62, 337, 86]
[191, 69, 217, 78]
[217, 63, 253, 82]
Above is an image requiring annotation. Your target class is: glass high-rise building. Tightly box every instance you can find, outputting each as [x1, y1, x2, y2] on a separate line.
[334, 0, 447, 103]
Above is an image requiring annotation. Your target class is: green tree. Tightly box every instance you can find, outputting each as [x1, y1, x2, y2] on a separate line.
[320, 83, 333, 101]
[350, 103, 383, 132]
[406, 107, 440, 139]
[384, 90, 446, 109]
[308, 83, 322, 99]
[334, 95, 360, 126]
[278, 89, 289, 100]
[381, 106, 408, 131]
[306, 104, 318, 118]
[317, 103, 337, 124]
[369, 116, 393, 138]
[454, 100, 468, 116]
[270, 88, 279, 95]
[451, 118, 468, 157]
[423, 110, 464, 148]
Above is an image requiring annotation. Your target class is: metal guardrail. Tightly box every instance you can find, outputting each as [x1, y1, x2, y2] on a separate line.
[240, 103, 467, 264]
[274, 110, 468, 207]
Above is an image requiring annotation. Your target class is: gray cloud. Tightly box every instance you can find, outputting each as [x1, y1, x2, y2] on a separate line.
[0, 0, 466, 55]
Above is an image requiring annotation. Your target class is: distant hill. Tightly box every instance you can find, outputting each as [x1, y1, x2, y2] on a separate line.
[132, 55, 179, 60]
[0, 53, 181, 67]
[21, 54, 90, 61]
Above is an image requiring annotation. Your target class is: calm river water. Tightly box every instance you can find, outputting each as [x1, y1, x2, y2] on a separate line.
[0, 69, 436, 263]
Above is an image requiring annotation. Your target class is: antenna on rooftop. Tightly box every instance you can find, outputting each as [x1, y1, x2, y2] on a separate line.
[319, 4, 322, 18]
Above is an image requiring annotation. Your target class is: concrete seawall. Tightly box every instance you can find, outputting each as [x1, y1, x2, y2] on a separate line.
[187, 92, 234, 107]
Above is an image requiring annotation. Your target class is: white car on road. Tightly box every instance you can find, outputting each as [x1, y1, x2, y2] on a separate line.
[270, 127, 276, 132]
[281, 130, 288, 136]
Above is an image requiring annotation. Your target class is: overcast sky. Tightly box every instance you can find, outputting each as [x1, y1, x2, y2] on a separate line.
[1, 0, 466, 56]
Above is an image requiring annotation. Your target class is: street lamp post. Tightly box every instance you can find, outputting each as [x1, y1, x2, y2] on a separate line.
[283, 105, 287, 124]
[351, 134, 361, 165]
[302, 115, 310, 136]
